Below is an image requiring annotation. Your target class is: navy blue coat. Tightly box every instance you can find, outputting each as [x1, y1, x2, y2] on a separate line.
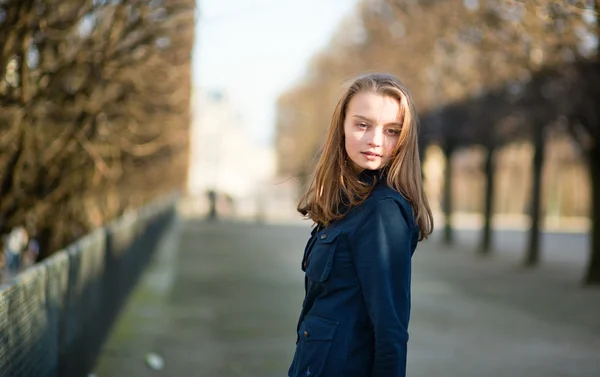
[288, 175, 419, 377]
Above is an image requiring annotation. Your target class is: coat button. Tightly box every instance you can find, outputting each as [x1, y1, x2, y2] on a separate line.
[303, 330, 309, 337]
[320, 234, 327, 240]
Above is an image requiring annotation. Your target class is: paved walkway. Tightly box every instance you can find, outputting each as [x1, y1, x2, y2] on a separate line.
[92, 215, 600, 377]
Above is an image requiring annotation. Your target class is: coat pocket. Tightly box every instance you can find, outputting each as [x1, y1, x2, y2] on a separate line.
[305, 228, 342, 282]
[293, 315, 339, 377]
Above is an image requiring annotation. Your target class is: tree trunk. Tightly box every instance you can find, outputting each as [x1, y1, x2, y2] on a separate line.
[481, 144, 496, 254]
[525, 122, 545, 267]
[583, 0, 600, 284]
[443, 144, 454, 244]
[418, 141, 427, 180]
[584, 144, 600, 284]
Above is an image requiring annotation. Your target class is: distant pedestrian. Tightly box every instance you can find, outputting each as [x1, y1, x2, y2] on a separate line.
[25, 237, 40, 266]
[206, 189, 218, 221]
[4, 226, 28, 272]
[225, 193, 236, 217]
[288, 73, 434, 377]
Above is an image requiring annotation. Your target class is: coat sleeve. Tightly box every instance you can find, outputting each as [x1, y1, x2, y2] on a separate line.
[348, 198, 413, 377]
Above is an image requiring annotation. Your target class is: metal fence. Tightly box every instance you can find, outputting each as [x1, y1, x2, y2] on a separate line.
[0, 194, 178, 377]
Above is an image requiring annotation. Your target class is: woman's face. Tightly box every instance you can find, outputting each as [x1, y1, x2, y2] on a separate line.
[343, 91, 402, 174]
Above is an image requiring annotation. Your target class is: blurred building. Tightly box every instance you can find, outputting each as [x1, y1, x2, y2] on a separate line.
[187, 89, 276, 209]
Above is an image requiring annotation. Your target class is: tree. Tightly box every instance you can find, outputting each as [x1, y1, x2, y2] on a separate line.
[0, 0, 195, 257]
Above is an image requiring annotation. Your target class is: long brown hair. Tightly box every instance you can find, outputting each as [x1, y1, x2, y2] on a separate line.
[297, 73, 434, 241]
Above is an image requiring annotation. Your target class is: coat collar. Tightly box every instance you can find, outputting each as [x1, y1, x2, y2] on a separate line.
[357, 168, 387, 185]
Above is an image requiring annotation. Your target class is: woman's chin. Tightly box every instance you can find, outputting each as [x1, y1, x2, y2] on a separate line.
[361, 162, 383, 171]
[349, 158, 383, 173]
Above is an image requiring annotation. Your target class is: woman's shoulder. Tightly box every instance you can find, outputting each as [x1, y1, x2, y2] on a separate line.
[357, 171, 412, 212]
[369, 182, 412, 211]
[337, 188, 416, 244]
[353, 183, 415, 228]
[330, 177, 414, 230]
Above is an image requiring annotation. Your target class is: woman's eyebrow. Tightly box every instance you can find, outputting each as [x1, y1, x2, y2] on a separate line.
[352, 114, 402, 127]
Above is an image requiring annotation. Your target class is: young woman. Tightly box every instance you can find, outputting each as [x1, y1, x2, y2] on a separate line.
[288, 73, 434, 377]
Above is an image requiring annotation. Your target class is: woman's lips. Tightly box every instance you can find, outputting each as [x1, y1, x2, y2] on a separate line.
[361, 151, 382, 160]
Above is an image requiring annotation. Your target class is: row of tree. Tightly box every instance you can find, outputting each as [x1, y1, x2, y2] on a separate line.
[0, 0, 195, 259]
[275, 0, 600, 284]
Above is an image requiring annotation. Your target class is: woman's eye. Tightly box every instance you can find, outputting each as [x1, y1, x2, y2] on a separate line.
[387, 128, 401, 136]
[357, 123, 368, 129]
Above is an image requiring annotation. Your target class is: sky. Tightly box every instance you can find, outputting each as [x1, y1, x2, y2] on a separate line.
[192, 0, 360, 147]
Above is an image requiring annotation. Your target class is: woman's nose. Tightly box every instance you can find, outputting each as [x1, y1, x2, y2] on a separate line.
[367, 130, 383, 147]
